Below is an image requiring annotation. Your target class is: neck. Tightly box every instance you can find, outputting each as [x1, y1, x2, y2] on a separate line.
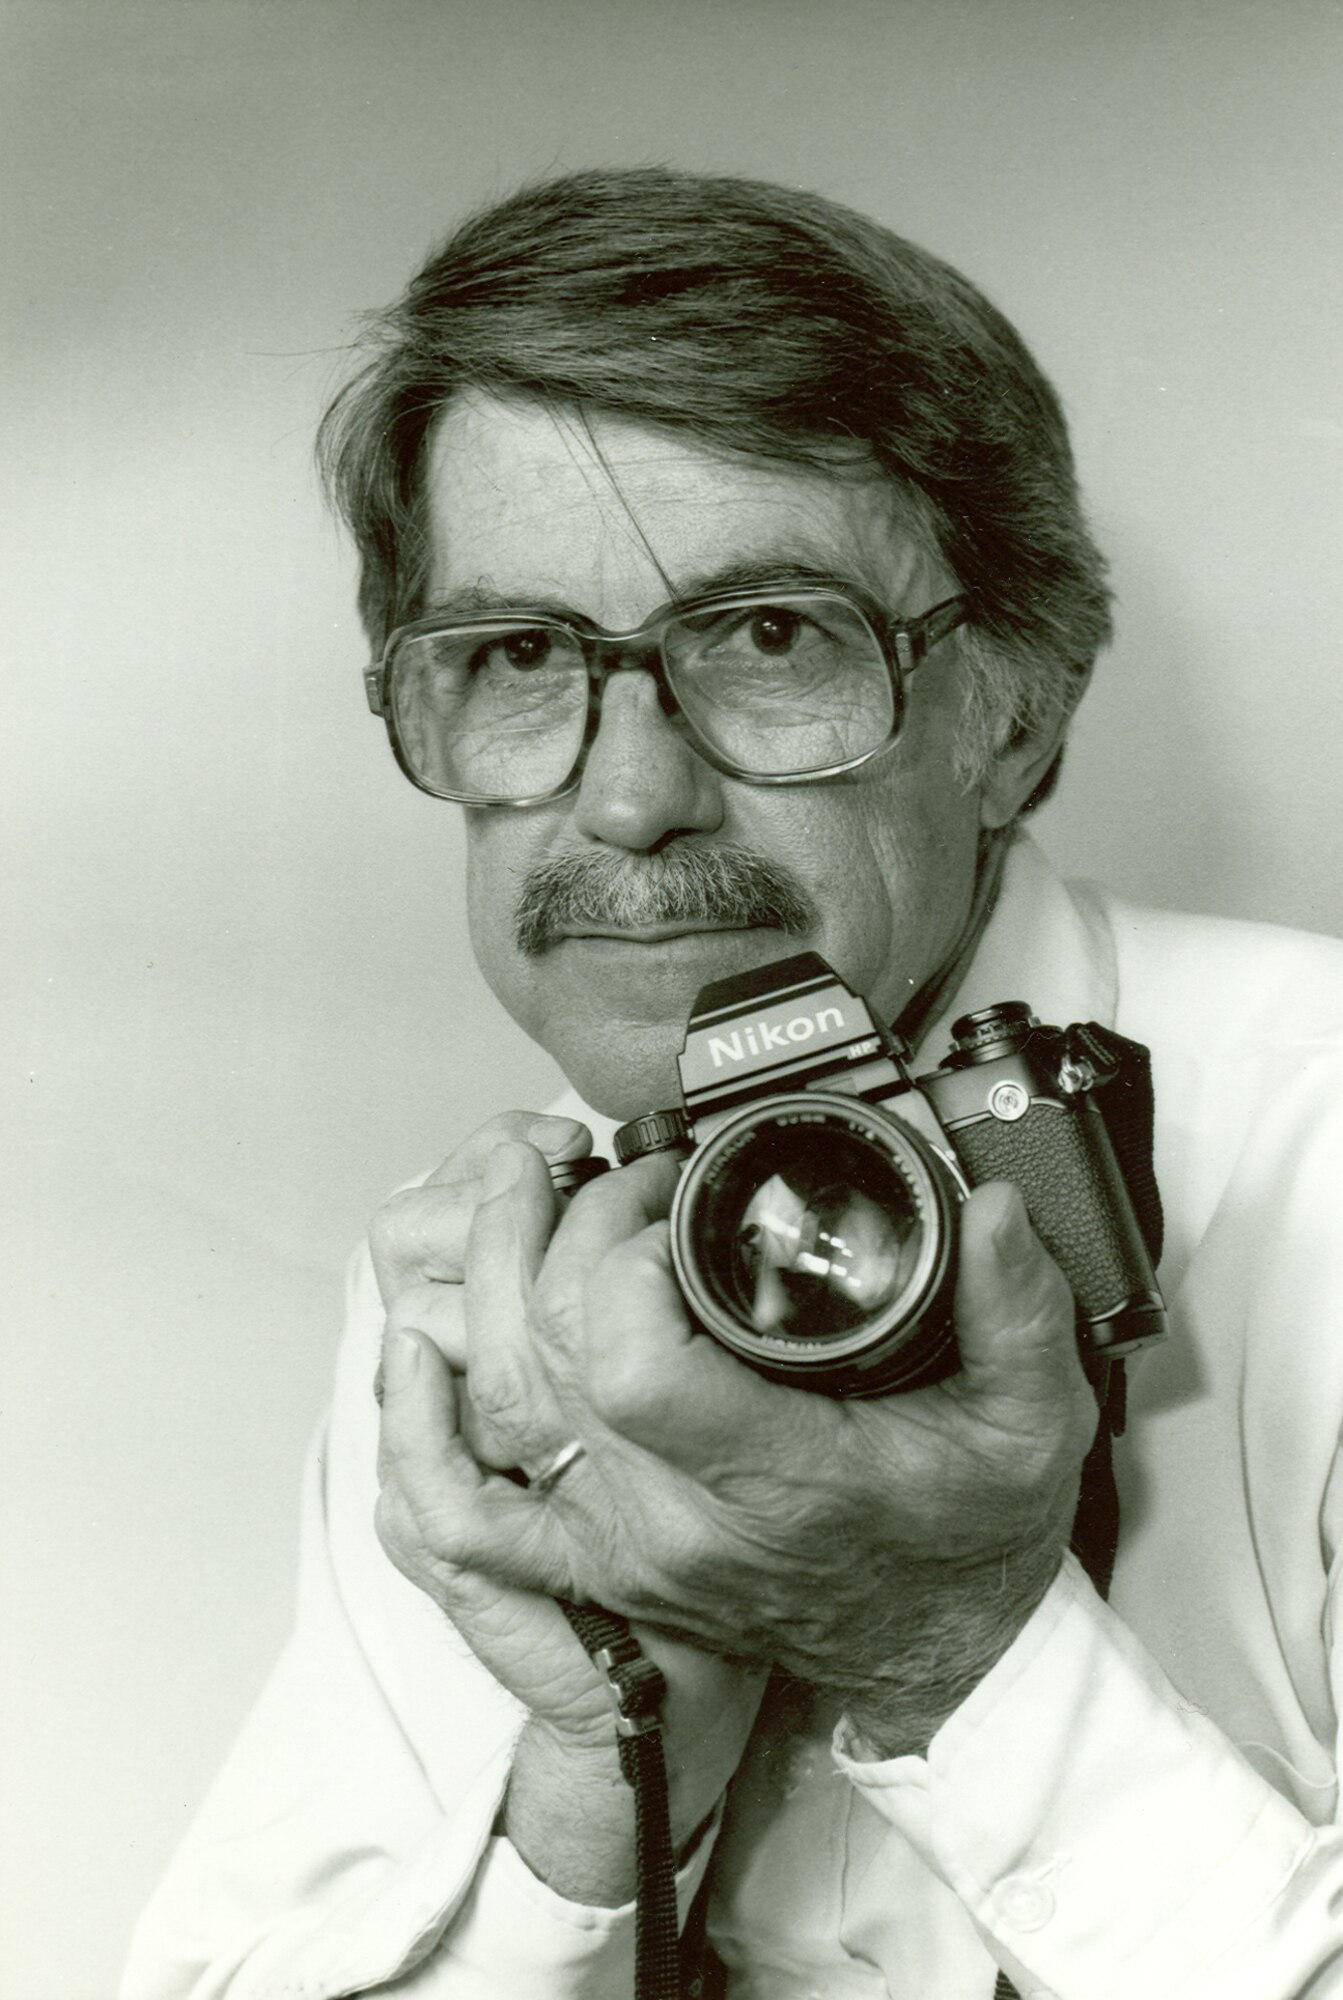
[895, 826, 1013, 1050]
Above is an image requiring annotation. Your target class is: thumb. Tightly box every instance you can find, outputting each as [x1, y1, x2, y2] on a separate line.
[521, 1113, 593, 1165]
[376, 1325, 574, 1597]
[952, 1182, 1083, 1403]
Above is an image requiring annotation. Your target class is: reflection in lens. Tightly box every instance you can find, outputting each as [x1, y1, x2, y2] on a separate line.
[668, 595, 894, 776]
[737, 1175, 913, 1332]
[391, 624, 587, 799]
[696, 1122, 925, 1343]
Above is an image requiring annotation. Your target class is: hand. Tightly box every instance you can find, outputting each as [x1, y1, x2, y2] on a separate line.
[371, 1112, 653, 1741]
[390, 1145, 1097, 1757]
[371, 1117, 767, 1899]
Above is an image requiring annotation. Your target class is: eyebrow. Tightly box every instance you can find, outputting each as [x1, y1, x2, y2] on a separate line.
[420, 552, 892, 625]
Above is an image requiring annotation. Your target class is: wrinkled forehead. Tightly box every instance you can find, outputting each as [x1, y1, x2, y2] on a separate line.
[422, 389, 945, 628]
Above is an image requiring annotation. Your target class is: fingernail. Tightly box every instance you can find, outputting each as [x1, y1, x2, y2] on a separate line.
[481, 1144, 523, 1199]
[527, 1114, 579, 1154]
[993, 1187, 1036, 1268]
[381, 1326, 421, 1388]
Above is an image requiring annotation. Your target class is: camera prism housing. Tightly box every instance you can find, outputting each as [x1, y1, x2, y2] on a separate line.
[612, 951, 1166, 1397]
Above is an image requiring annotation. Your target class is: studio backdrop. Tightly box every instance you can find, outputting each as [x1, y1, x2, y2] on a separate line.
[7, 3, 1342, 1995]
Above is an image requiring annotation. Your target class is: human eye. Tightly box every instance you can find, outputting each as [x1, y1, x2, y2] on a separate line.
[468, 625, 564, 677]
[399, 624, 580, 728]
[691, 600, 852, 679]
[698, 602, 810, 653]
[739, 605, 808, 655]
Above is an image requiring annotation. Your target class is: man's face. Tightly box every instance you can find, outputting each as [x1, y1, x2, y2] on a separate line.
[424, 391, 1019, 1120]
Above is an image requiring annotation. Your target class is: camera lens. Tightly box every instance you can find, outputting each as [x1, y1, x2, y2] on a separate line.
[707, 1126, 919, 1337]
[671, 1093, 962, 1395]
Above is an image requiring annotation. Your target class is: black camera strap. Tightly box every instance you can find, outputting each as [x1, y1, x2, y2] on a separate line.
[555, 1599, 686, 2000]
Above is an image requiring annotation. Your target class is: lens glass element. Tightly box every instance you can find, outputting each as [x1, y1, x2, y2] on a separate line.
[381, 592, 894, 801]
[389, 620, 588, 801]
[695, 1119, 925, 1342]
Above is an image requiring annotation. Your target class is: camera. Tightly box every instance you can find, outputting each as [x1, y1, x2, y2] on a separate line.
[582, 951, 1166, 1398]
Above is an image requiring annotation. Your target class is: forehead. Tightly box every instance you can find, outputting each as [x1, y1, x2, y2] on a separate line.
[422, 389, 930, 624]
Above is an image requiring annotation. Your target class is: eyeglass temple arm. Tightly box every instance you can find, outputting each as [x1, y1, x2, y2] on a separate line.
[892, 596, 969, 677]
[364, 666, 385, 716]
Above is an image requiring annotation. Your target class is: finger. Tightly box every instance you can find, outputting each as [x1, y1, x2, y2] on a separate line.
[463, 1142, 571, 1468]
[382, 1278, 467, 1375]
[528, 1151, 686, 1373]
[424, 1112, 593, 1188]
[376, 1325, 572, 1598]
[370, 1111, 592, 1302]
[560, 1214, 814, 1478]
[951, 1182, 1088, 1405]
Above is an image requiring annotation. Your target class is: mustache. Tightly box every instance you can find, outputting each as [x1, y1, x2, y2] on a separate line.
[514, 844, 818, 956]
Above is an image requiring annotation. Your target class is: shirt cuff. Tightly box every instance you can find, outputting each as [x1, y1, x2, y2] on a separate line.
[832, 1552, 1313, 2000]
[405, 1813, 720, 1999]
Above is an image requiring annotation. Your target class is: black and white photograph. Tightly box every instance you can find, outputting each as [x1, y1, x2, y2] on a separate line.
[9, 4, 1343, 1996]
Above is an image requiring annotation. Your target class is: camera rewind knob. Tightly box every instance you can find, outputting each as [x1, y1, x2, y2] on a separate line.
[949, 1001, 1037, 1062]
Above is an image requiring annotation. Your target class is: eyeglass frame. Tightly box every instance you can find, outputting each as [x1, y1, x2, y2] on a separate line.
[363, 584, 969, 808]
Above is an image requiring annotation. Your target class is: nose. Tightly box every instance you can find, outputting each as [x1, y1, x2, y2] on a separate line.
[571, 665, 724, 852]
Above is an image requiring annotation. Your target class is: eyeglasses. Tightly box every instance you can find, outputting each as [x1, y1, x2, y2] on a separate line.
[363, 585, 968, 807]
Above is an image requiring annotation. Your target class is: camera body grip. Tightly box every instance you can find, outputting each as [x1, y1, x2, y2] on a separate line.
[924, 1014, 1166, 1358]
[946, 1099, 1157, 1345]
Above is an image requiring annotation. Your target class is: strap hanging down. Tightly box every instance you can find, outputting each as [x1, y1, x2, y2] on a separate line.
[556, 1599, 682, 2000]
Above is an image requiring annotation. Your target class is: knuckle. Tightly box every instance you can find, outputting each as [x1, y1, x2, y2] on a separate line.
[376, 1488, 461, 1600]
[385, 1281, 466, 1360]
[588, 1340, 663, 1436]
[664, 1524, 722, 1604]
[461, 1352, 554, 1468]
[371, 1187, 473, 1297]
[376, 1481, 464, 1570]
[384, 1283, 435, 1339]
[369, 1185, 429, 1260]
[428, 1112, 546, 1190]
[467, 1350, 537, 1436]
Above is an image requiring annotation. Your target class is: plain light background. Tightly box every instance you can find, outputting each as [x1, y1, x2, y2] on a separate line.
[6, 2, 1342, 1993]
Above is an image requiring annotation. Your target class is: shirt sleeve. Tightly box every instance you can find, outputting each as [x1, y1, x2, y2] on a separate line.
[390, 1827, 717, 1999]
[121, 1239, 716, 2000]
[834, 1552, 1343, 2000]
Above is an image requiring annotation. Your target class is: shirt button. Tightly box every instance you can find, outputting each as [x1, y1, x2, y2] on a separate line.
[995, 1875, 1056, 1931]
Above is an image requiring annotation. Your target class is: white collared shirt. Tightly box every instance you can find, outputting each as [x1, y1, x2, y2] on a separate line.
[123, 836, 1343, 1999]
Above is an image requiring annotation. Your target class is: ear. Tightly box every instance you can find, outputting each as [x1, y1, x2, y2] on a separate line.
[977, 720, 1069, 830]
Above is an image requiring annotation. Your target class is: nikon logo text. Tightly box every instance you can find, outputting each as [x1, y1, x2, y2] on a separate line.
[708, 1006, 845, 1068]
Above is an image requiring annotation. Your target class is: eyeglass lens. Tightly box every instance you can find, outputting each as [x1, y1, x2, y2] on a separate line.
[387, 594, 896, 801]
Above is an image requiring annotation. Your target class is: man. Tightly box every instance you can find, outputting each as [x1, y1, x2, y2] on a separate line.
[125, 168, 1343, 1999]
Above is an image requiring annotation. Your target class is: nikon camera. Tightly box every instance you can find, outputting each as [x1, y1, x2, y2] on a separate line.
[589, 951, 1166, 1398]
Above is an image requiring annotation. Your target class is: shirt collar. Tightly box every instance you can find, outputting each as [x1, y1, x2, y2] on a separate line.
[910, 831, 1117, 1072]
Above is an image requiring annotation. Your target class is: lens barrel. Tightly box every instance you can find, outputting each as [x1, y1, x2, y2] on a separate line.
[669, 1091, 962, 1396]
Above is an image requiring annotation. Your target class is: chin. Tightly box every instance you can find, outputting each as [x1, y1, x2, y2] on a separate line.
[552, 1027, 686, 1123]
